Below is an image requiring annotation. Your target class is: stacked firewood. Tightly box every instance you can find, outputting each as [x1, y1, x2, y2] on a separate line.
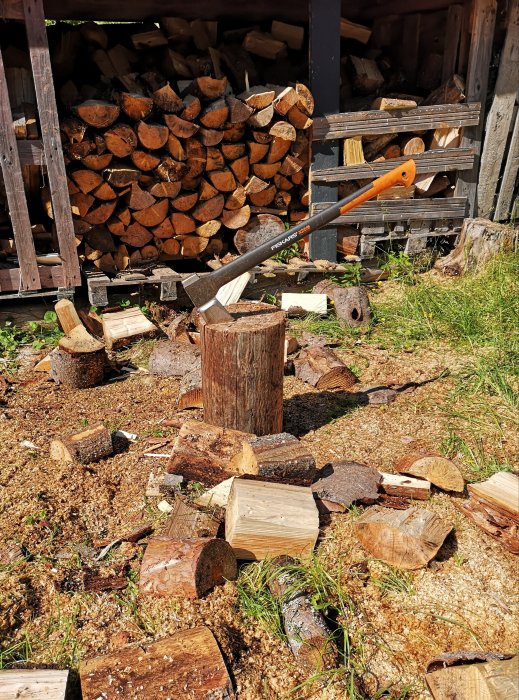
[47, 20, 313, 273]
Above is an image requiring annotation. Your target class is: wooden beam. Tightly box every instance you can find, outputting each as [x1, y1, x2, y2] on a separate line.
[477, 1, 519, 218]
[0, 264, 65, 291]
[311, 198, 468, 223]
[312, 103, 481, 140]
[454, 0, 497, 215]
[23, 0, 81, 287]
[494, 108, 519, 221]
[0, 43, 40, 291]
[309, 0, 340, 262]
[399, 14, 421, 84]
[312, 148, 475, 182]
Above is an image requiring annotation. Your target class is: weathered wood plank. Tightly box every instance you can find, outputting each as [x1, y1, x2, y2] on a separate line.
[477, 2, 519, 218]
[308, 0, 340, 261]
[312, 103, 480, 140]
[442, 4, 463, 82]
[312, 148, 474, 182]
[17, 138, 44, 165]
[494, 109, 519, 222]
[0, 44, 40, 291]
[0, 669, 70, 699]
[454, 0, 497, 215]
[312, 198, 467, 223]
[23, 0, 81, 288]
[0, 264, 65, 291]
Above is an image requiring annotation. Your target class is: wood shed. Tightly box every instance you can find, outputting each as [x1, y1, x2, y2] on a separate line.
[0, 0, 515, 300]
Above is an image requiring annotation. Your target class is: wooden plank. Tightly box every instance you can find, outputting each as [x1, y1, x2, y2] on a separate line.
[312, 198, 467, 223]
[0, 669, 70, 699]
[0, 45, 40, 292]
[312, 148, 474, 182]
[312, 103, 481, 140]
[477, 2, 519, 218]
[454, 0, 497, 215]
[365, 0, 461, 19]
[308, 0, 340, 261]
[0, 264, 65, 291]
[23, 0, 81, 288]
[442, 4, 463, 82]
[399, 14, 421, 84]
[468, 472, 519, 518]
[17, 138, 44, 165]
[494, 109, 519, 221]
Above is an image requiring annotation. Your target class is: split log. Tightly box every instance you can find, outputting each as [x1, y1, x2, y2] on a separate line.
[168, 420, 253, 486]
[127, 181, 155, 210]
[152, 83, 183, 113]
[363, 134, 396, 161]
[81, 153, 113, 170]
[268, 556, 338, 672]
[426, 655, 518, 700]
[71, 169, 103, 194]
[294, 346, 358, 391]
[355, 506, 452, 569]
[76, 100, 120, 128]
[104, 124, 138, 158]
[225, 479, 319, 560]
[139, 537, 236, 598]
[337, 227, 360, 256]
[229, 433, 316, 485]
[120, 222, 153, 247]
[233, 213, 285, 254]
[202, 302, 285, 435]
[434, 218, 517, 276]
[271, 21, 304, 50]
[221, 205, 251, 230]
[312, 461, 381, 511]
[163, 113, 199, 138]
[79, 628, 234, 700]
[371, 97, 418, 110]
[50, 424, 113, 464]
[243, 31, 287, 60]
[161, 499, 220, 539]
[55, 298, 82, 334]
[148, 341, 200, 377]
[313, 281, 371, 327]
[349, 56, 384, 93]
[136, 120, 169, 150]
[401, 135, 425, 155]
[103, 164, 140, 188]
[423, 74, 465, 106]
[379, 473, 431, 500]
[396, 453, 464, 492]
[273, 86, 298, 115]
[120, 92, 153, 121]
[102, 307, 157, 350]
[343, 136, 365, 166]
[181, 94, 202, 121]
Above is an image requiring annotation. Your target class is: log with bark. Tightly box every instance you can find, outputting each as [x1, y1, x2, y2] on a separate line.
[50, 424, 113, 464]
[395, 453, 464, 492]
[50, 326, 107, 389]
[312, 461, 382, 512]
[294, 346, 359, 391]
[313, 281, 371, 327]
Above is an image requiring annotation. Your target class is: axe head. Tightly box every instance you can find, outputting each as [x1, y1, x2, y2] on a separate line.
[183, 273, 234, 324]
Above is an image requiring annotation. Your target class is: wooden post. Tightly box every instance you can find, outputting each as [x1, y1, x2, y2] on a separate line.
[477, 2, 519, 218]
[454, 0, 497, 215]
[201, 302, 285, 435]
[309, 0, 340, 261]
[494, 110, 519, 221]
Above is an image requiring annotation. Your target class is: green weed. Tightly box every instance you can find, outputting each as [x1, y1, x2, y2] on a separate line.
[0, 313, 63, 369]
[0, 633, 33, 668]
[271, 242, 300, 263]
[439, 431, 514, 481]
[381, 251, 416, 285]
[330, 262, 362, 287]
[371, 564, 415, 597]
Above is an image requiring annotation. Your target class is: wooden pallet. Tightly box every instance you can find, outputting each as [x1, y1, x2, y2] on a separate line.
[85, 266, 181, 306]
[0, 0, 80, 297]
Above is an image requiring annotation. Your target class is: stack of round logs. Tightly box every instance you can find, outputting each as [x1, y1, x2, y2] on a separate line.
[59, 77, 314, 273]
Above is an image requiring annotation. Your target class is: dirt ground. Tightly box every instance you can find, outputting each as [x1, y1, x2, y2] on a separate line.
[0, 305, 517, 699]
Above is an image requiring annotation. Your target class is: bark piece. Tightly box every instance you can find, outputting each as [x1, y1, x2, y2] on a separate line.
[426, 655, 518, 700]
[268, 556, 338, 672]
[312, 461, 381, 510]
[396, 453, 464, 493]
[294, 346, 358, 391]
[102, 307, 157, 350]
[149, 341, 200, 377]
[313, 281, 371, 327]
[80, 628, 234, 700]
[168, 420, 253, 486]
[161, 499, 220, 539]
[379, 472, 431, 500]
[230, 433, 315, 486]
[178, 367, 203, 409]
[355, 506, 452, 569]
[50, 424, 113, 464]
[225, 479, 319, 560]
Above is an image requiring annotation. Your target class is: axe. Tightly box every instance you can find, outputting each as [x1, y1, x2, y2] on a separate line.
[183, 159, 416, 324]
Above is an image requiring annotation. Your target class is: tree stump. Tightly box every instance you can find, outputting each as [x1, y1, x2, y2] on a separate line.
[201, 302, 285, 435]
[313, 280, 371, 327]
[50, 327, 106, 389]
[434, 218, 517, 276]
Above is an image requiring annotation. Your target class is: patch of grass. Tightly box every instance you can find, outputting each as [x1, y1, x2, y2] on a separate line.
[0, 312, 63, 369]
[439, 431, 514, 482]
[371, 564, 415, 597]
[0, 633, 33, 669]
[289, 313, 361, 343]
[330, 262, 362, 287]
[236, 561, 285, 639]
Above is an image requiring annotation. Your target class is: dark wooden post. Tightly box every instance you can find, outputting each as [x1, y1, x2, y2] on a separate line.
[454, 0, 497, 216]
[308, 0, 341, 261]
[201, 303, 285, 436]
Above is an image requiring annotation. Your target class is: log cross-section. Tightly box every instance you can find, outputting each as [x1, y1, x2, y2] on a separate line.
[23, 0, 81, 287]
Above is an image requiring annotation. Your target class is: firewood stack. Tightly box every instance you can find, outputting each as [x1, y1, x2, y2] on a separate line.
[46, 19, 313, 273]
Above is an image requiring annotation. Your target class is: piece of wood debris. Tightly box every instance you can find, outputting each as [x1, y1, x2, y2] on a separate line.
[229, 432, 316, 485]
[281, 292, 327, 316]
[379, 472, 431, 500]
[396, 453, 464, 492]
[50, 424, 113, 464]
[83, 566, 128, 592]
[168, 420, 253, 486]
[425, 654, 518, 700]
[178, 366, 203, 409]
[34, 352, 54, 372]
[225, 479, 319, 560]
[146, 472, 183, 497]
[268, 555, 338, 672]
[194, 477, 236, 509]
[161, 498, 220, 539]
[139, 536, 236, 597]
[312, 461, 381, 511]
[102, 306, 158, 350]
[0, 670, 70, 700]
[148, 340, 201, 377]
[80, 627, 234, 699]
[294, 346, 358, 391]
[355, 506, 452, 570]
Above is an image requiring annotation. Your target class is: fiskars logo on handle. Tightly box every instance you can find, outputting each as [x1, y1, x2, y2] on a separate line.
[271, 227, 308, 251]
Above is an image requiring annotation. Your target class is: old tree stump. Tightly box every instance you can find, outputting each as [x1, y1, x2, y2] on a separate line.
[201, 302, 285, 435]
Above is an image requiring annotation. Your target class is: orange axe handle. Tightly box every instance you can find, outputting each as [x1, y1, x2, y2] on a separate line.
[338, 158, 417, 215]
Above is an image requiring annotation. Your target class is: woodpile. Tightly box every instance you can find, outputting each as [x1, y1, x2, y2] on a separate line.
[44, 20, 314, 273]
